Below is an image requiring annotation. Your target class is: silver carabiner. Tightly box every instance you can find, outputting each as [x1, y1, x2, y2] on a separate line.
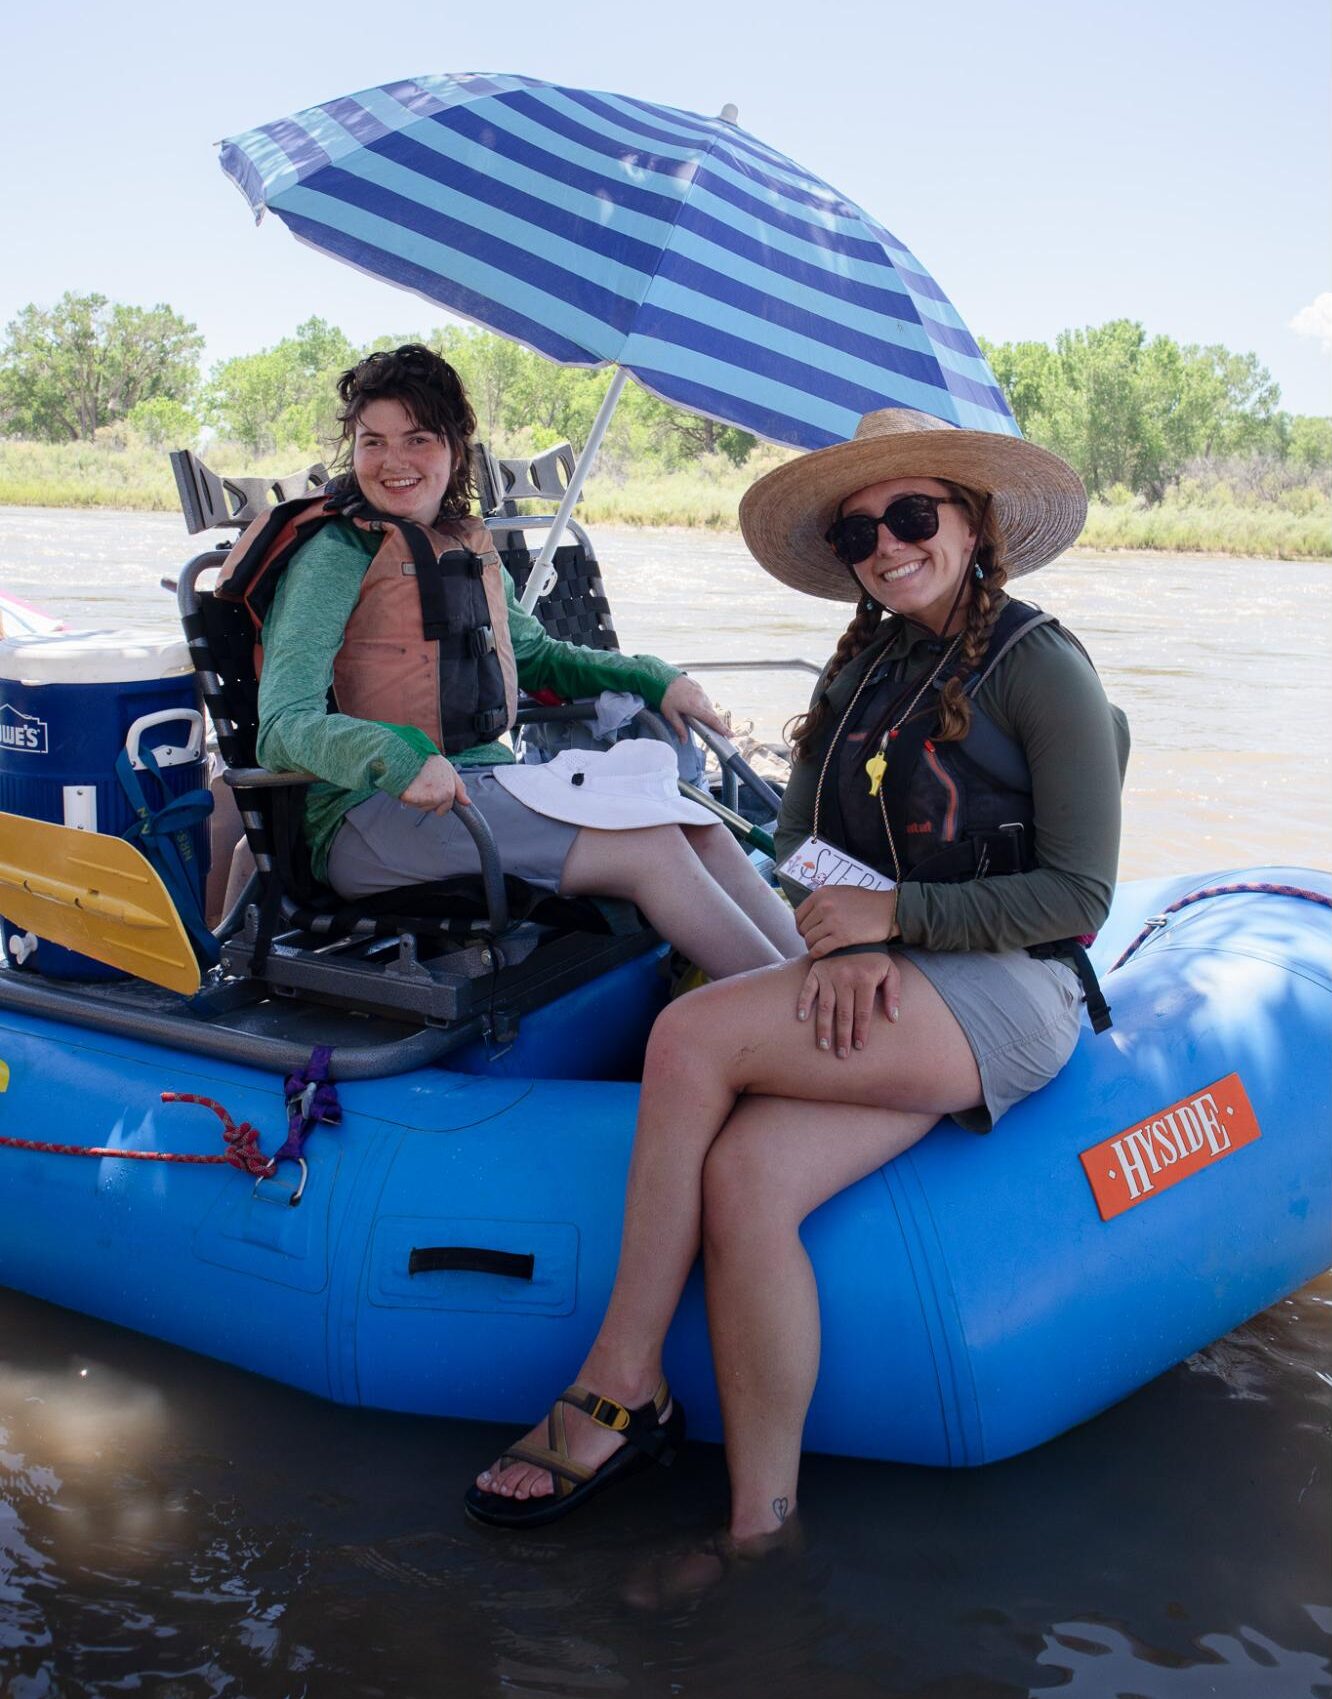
[251, 1157, 309, 1208]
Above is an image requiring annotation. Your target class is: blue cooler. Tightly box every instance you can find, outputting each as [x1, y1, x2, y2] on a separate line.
[0, 630, 209, 981]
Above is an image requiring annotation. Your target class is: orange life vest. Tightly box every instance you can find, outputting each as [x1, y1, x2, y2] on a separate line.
[216, 493, 518, 756]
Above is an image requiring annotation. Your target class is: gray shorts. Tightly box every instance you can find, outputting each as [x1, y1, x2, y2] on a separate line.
[901, 947, 1084, 1134]
[326, 772, 580, 898]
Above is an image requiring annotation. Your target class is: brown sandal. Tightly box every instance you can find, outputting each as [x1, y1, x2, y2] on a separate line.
[464, 1378, 685, 1528]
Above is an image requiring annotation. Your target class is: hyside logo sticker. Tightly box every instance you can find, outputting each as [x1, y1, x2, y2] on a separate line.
[1080, 1073, 1261, 1221]
[0, 703, 49, 755]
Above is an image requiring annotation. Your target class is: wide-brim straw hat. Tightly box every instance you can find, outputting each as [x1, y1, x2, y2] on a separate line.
[494, 740, 717, 831]
[739, 408, 1088, 601]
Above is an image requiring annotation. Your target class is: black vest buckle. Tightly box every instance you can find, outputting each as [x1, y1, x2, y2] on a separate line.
[996, 821, 1027, 874]
[472, 707, 508, 738]
[468, 624, 497, 659]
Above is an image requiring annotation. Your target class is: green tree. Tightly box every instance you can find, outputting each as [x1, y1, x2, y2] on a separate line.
[428, 326, 527, 444]
[427, 326, 755, 470]
[623, 384, 756, 469]
[205, 317, 357, 454]
[502, 354, 616, 454]
[984, 320, 1283, 500]
[977, 337, 1056, 440]
[1287, 414, 1332, 471]
[1034, 320, 1152, 496]
[126, 395, 202, 448]
[0, 292, 203, 442]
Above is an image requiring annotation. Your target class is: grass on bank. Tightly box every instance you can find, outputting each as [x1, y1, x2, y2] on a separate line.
[1, 431, 1328, 560]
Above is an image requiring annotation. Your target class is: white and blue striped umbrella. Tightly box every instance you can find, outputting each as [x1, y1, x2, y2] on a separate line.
[220, 72, 1018, 451]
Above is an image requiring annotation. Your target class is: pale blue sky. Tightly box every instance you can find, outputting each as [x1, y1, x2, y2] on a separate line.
[3, 0, 1328, 414]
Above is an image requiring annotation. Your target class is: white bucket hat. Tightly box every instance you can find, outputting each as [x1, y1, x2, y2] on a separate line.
[493, 740, 717, 830]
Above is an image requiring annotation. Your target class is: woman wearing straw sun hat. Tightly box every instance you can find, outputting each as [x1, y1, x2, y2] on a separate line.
[465, 408, 1129, 1548]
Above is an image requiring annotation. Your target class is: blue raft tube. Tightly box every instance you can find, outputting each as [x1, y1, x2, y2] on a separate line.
[0, 857, 1327, 1466]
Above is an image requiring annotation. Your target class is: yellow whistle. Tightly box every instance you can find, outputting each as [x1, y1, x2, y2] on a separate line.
[865, 751, 888, 797]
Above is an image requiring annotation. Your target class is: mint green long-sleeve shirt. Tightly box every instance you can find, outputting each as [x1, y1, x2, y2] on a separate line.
[256, 519, 680, 881]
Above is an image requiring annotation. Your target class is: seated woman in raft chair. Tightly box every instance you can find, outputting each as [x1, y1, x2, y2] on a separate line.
[466, 408, 1129, 1547]
[247, 344, 802, 976]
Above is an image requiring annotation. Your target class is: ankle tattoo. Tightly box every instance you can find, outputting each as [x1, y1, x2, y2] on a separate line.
[772, 1496, 789, 1524]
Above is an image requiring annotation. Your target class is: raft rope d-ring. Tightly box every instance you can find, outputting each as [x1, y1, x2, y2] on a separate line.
[1110, 881, 1332, 973]
[0, 1050, 342, 1198]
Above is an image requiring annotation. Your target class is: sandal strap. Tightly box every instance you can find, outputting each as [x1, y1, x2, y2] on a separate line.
[501, 1440, 594, 1495]
[563, 1384, 632, 1432]
[559, 1377, 674, 1459]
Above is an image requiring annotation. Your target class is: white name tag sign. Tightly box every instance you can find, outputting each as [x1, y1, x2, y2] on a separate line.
[776, 836, 896, 894]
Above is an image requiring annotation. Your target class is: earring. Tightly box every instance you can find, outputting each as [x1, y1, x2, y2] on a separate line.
[973, 562, 985, 581]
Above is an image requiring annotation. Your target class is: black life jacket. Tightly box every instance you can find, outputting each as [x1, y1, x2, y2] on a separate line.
[826, 599, 1113, 1032]
[831, 600, 1054, 884]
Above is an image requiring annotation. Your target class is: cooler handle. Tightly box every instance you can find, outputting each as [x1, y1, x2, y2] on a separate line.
[125, 708, 206, 772]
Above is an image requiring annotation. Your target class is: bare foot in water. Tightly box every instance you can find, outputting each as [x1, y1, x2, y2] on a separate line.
[622, 1519, 804, 1610]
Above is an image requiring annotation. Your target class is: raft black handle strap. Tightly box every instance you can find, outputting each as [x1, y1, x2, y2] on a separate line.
[408, 1246, 535, 1281]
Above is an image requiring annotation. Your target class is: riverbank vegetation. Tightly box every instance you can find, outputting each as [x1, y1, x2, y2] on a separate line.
[2, 294, 1328, 559]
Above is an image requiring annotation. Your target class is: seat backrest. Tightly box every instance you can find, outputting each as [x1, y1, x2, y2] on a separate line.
[171, 449, 329, 535]
[180, 568, 323, 901]
[503, 543, 619, 652]
[470, 441, 576, 516]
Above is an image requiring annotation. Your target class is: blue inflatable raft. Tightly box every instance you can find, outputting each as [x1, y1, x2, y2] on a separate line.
[0, 866, 1327, 1466]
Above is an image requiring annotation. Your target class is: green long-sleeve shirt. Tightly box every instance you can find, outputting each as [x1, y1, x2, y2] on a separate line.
[256, 519, 680, 880]
[774, 605, 1131, 953]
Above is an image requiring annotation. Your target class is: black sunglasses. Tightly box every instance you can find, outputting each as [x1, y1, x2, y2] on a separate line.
[825, 494, 962, 567]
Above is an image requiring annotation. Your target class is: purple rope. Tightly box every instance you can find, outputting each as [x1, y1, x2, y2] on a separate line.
[1110, 881, 1332, 973]
[273, 1044, 342, 1168]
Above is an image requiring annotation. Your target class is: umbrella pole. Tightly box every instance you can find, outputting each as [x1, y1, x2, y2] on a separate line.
[518, 367, 629, 613]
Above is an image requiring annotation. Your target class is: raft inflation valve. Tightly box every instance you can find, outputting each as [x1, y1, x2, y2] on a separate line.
[7, 931, 37, 966]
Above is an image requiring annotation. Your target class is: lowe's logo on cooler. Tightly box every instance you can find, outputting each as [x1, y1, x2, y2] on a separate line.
[0, 703, 48, 755]
[1080, 1072, 1261, 1221]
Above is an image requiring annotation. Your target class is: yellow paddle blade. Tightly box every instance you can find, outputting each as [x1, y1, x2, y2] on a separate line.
[0, 811, 202, 996]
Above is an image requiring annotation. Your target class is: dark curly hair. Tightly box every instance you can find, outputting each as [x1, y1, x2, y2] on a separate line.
[334, 344, 477, 519]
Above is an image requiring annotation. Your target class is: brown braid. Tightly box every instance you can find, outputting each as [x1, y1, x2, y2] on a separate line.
[787, 598, 885, 764]
[934, 483, 1009, 742]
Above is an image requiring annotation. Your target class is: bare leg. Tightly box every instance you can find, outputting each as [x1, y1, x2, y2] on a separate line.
[560, 823, 785, 979]
[476, 956, 981, 1501]
[681, 822, 802, 958]
[205, 764, 245, 929]
[701, 1092, 951, 1539]
[221, 836, 256, 918]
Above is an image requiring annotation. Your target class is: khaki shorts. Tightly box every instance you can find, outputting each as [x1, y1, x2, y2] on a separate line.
[900, 947, 1084, 1133]
[326, 771, 580, 898]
